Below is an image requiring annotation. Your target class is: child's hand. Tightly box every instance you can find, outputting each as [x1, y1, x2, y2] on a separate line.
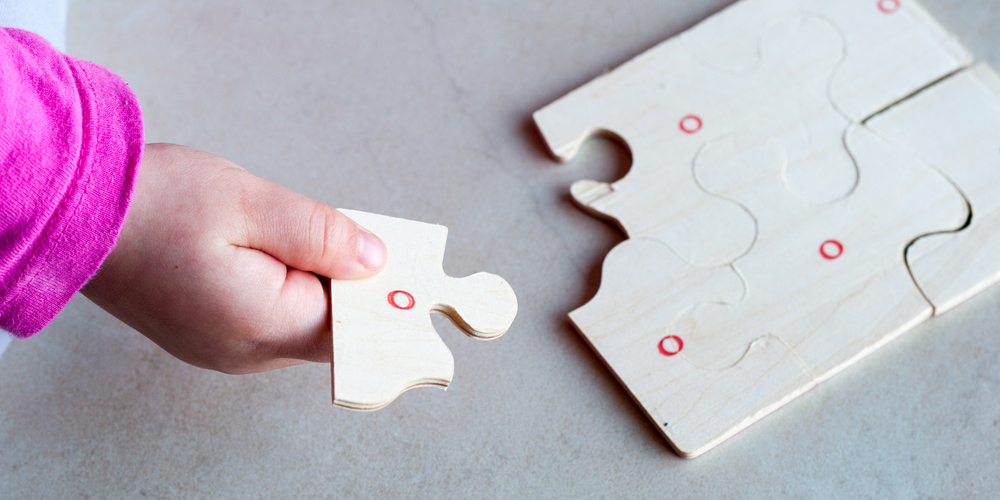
[82, 143, 387, 374]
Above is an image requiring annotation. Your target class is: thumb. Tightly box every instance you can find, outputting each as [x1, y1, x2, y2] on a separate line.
[237, 176, 387, 279]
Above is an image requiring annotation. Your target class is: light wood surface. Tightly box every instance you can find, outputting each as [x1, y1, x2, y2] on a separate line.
[536, 0, 984, 457]
[330, 210, 518, 411]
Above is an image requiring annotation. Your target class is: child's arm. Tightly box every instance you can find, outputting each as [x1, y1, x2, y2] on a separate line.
[0, 28, 386, 373]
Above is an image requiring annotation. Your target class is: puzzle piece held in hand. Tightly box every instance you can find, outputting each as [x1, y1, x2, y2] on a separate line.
[330, 210, 517, 411]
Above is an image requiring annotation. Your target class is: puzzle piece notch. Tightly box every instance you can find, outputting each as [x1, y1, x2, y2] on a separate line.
[330, 210, 518, 411]
[868, 64, 1000, 314]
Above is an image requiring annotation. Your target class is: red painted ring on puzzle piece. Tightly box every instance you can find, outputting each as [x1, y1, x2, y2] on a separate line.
[658, 335, 684, 357]
[679, 115, 703, 134]
[878, 0, 900, 14]
[820, 240, 844, 260]
[387, 290, 415, 310]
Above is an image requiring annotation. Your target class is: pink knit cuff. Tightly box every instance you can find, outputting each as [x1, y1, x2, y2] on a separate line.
[0, 28, 143, 338]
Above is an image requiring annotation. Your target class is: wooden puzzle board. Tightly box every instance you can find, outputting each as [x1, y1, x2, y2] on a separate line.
[535, 0, 1000, 458]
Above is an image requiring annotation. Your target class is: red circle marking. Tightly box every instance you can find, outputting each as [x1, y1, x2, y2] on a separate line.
[387, 290, 415, 310]
[679, 115, 703, 134]
[878, 0, 900, 14]
[658, 335, 684, 357]
[820, 240, 844, 260]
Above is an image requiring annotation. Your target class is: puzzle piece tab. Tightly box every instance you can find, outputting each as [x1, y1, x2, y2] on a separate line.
[330, 210, 517, 411]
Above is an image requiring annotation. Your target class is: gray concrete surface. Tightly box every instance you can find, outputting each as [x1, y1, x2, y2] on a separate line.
[2, 0, 999, 497]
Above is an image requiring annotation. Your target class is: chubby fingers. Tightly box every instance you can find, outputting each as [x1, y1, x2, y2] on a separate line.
[218, 168, 387, 368]
[234, 174, 386, 279]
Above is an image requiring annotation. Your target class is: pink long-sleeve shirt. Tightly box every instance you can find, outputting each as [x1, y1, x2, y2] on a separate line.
[0, 27, 143, 338]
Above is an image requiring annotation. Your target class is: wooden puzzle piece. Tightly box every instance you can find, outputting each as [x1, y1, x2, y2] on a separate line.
[533, 0, 969, 268]
[867, 65, 1000, 315]
[330, 210, 517, 411]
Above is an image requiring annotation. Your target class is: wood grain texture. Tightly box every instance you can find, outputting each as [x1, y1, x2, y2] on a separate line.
[330, 210, 517, 411]
[536, 0, 980, 457]
[868, 64, 1000, 315]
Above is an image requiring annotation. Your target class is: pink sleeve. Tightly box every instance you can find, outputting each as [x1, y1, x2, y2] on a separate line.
[0, 28, 143, 338]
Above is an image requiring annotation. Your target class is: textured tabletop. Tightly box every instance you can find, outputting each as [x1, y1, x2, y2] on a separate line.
[2, 0, 999, 497]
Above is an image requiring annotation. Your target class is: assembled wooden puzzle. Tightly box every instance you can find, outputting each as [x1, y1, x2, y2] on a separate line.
[534, 0, 1000, 457]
